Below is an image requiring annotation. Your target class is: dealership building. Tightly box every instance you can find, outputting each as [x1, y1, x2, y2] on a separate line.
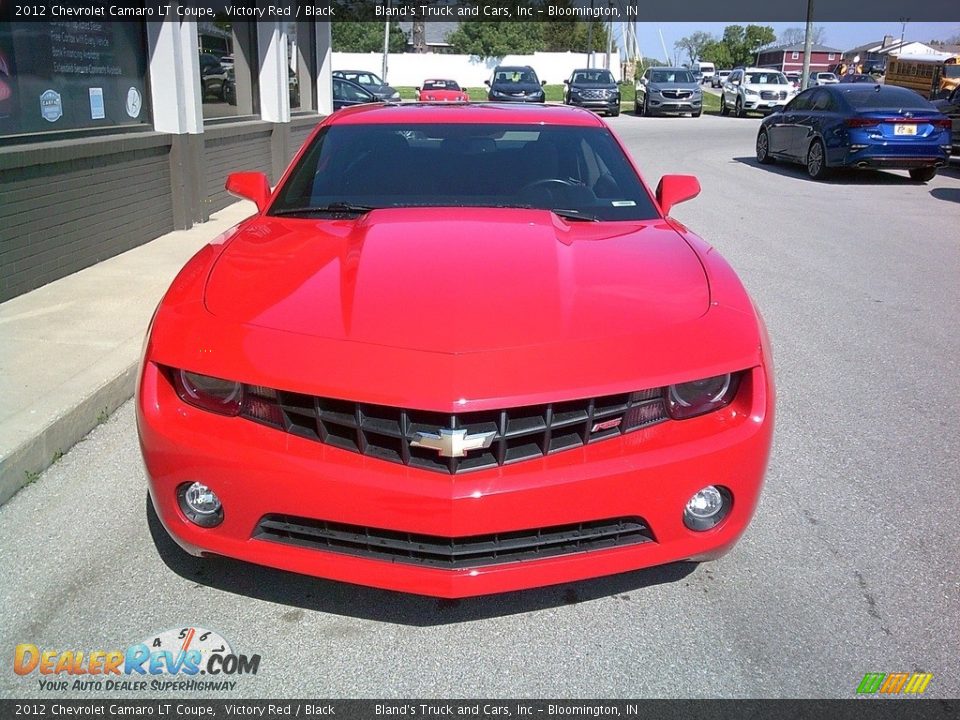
[0, 17, 334, 302]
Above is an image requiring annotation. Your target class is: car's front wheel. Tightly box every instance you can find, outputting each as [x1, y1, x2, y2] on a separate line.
[720, 95, 729, 115]
[735, 97, 745, 118]
[806, 139, 831, 180]
[909, 166, 937, 182]
[756, 129, 773, 164]
[609, 106, 620, 117]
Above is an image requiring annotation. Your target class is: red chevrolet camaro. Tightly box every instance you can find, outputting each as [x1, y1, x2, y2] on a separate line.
[416, 79, 469, 102]
[137, 103, 775, 598]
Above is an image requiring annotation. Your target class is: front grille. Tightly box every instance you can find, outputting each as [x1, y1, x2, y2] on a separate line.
[240, 386, 669, 474]
[580, 89, 611, 100]
[760, 90, 787, 100]
[254, 514, 654, 568]
[661, 89, 692, 99]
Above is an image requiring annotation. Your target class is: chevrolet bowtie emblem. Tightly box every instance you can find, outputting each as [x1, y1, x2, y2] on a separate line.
[410, 428, 497, 458]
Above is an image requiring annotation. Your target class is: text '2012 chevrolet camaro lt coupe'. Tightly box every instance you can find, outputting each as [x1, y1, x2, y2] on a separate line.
[137, 103, 775, 598]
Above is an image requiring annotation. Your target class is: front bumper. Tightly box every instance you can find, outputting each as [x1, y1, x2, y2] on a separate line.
[741, 98, 786, 113]
[568, 97, 620, 113]
[138, 363, 773, 598]
[647, 97, 702, 115]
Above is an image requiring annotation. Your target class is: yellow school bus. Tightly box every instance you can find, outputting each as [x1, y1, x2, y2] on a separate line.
[884, 54, 960, 99]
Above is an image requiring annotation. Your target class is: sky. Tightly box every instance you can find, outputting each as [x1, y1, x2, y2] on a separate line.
[623, 22, 960, 62]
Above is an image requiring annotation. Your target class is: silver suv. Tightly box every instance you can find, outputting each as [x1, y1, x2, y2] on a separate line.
[635, 67, 702, 117]
[721, 68, 797, 117]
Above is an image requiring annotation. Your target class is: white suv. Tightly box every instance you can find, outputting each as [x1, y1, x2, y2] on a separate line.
[721, 68, 797, 117]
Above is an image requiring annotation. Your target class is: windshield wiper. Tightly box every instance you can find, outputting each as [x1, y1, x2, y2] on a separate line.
[271, 202, 378, 217]
[492, 204, 600, 222]
[551, 208, 600, 222]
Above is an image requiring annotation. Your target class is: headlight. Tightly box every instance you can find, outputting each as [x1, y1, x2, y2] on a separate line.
[389, 91, 401, 101]
[667, 373, 740, 419]
[173, 369, 243, 416]
[744, 88, 759, 96]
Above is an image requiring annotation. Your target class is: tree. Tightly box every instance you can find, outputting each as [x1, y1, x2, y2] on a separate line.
[542, 21, 609, 53]
[700, 40, 734, 69]
[674, 31, 714, 65]
[332, 22, 407, 53]
[447, 22, 544, 59]
[778, 26, 827, 46]
[720, 24, 775, 67]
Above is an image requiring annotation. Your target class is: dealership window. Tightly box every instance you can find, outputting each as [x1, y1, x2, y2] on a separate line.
[201, 20, 257, 121]
[282, 23, 302, 112]
[0, 20, 150, 139]
[829, 53, 836, 60]
[791, 51, 799, 60]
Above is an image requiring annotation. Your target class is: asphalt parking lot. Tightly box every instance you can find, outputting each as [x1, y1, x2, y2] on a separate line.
[1, 112, 958, 699]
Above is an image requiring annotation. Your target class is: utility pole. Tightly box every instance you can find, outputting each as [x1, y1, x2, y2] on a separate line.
[899, 17, 909, 54]
[801, 0, 814, 90]
[381, 18, 390, 82]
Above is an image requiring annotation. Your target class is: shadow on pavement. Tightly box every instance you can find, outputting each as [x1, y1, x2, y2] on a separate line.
[930, 188, 960, 203]
[147, 495, 697, 625]
[732, 156, 926, 185]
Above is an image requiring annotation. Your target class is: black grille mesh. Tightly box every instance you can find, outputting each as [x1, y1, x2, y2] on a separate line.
[254, 514, 654, 568]
[240, 386, 669, 474]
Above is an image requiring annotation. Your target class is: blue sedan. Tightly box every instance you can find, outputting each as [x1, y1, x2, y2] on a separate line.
[756, 84, 952, 182]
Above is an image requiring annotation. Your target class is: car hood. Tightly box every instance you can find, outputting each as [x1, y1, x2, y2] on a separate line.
[649, 82, 700, 91]
[204, 208, 710, 355]
[571, 82, 617, 89]
[491, 84, 542, 94]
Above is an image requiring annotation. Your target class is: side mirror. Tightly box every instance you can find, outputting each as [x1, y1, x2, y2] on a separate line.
[563, 79, 569, 84]
[656, 175, 701, 216]
[225, 172, 271, 212]
[484, 79, 491, 87]
[414, 86, 420, 92]
[541, 80, 547, 86]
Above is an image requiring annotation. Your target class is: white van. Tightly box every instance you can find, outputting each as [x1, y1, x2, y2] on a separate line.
[695, 62, 716, 82]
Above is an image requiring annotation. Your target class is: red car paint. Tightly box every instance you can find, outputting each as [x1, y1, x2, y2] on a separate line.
[137, 103, 774, 598]
[415, 79, 469, 102]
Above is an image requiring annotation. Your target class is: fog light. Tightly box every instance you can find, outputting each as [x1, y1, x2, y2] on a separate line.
[683, 485, 731, 531]
[178, 482, 224, 528]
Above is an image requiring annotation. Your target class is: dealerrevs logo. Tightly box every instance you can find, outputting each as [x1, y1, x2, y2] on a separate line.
[14, 627, 260, 692]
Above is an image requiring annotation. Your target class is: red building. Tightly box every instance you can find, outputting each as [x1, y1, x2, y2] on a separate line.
[755, 43, 843, 73]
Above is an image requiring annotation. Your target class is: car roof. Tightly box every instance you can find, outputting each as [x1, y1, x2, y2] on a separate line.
[328, 103, 606, 127]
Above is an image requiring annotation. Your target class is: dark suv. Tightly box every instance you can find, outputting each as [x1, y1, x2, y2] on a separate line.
[486, 66, 546, 103]
[563, 68, 620, 116]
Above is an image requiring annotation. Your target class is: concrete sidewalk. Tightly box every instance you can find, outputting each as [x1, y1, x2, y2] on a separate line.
[0, 200, 256, 506]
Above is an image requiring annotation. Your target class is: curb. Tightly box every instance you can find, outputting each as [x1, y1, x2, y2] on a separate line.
[0, 361, 138, 506]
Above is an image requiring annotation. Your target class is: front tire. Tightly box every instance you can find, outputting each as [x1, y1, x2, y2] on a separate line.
[756, 129, 773, 164]
[720, 95, 729, 116]
[909, 167, 936, 182]
[806, 139, 831, 180]
[609, 106, 620, 117]
[735, 97, 745, 118]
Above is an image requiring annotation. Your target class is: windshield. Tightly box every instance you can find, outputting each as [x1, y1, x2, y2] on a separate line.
[494, 70, 538, 84]
[747, 72, 787, 84]
[944, 65, 960, 78]
[270, 123, 659, 222]
[650, 70, 695, 83]
[422, 80, 461, 90]
[842, 86, 936, 111]
[573, 70, 615, 83]
[338, 72, 382, 86]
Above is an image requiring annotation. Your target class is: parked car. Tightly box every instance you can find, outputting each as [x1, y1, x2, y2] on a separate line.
[711, 70, 731, 88]
[199, 52, 228, 100]
[808, 72, 839, 87]
[839, 74, 879, 84]
[755, 84, 951, 181]
[635, 66, 703, 117]
[932, 83, 960, 153]
[785, 71, 802, 90]
[139, 103, 774, 598]
[721, 68, 796, 117]
[563, 68, 620, 116]
[416, 79, 468, 103]
[485, 66, 546, 103]
[332, 70, 400, 101]
[332, 77, 378, 110]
